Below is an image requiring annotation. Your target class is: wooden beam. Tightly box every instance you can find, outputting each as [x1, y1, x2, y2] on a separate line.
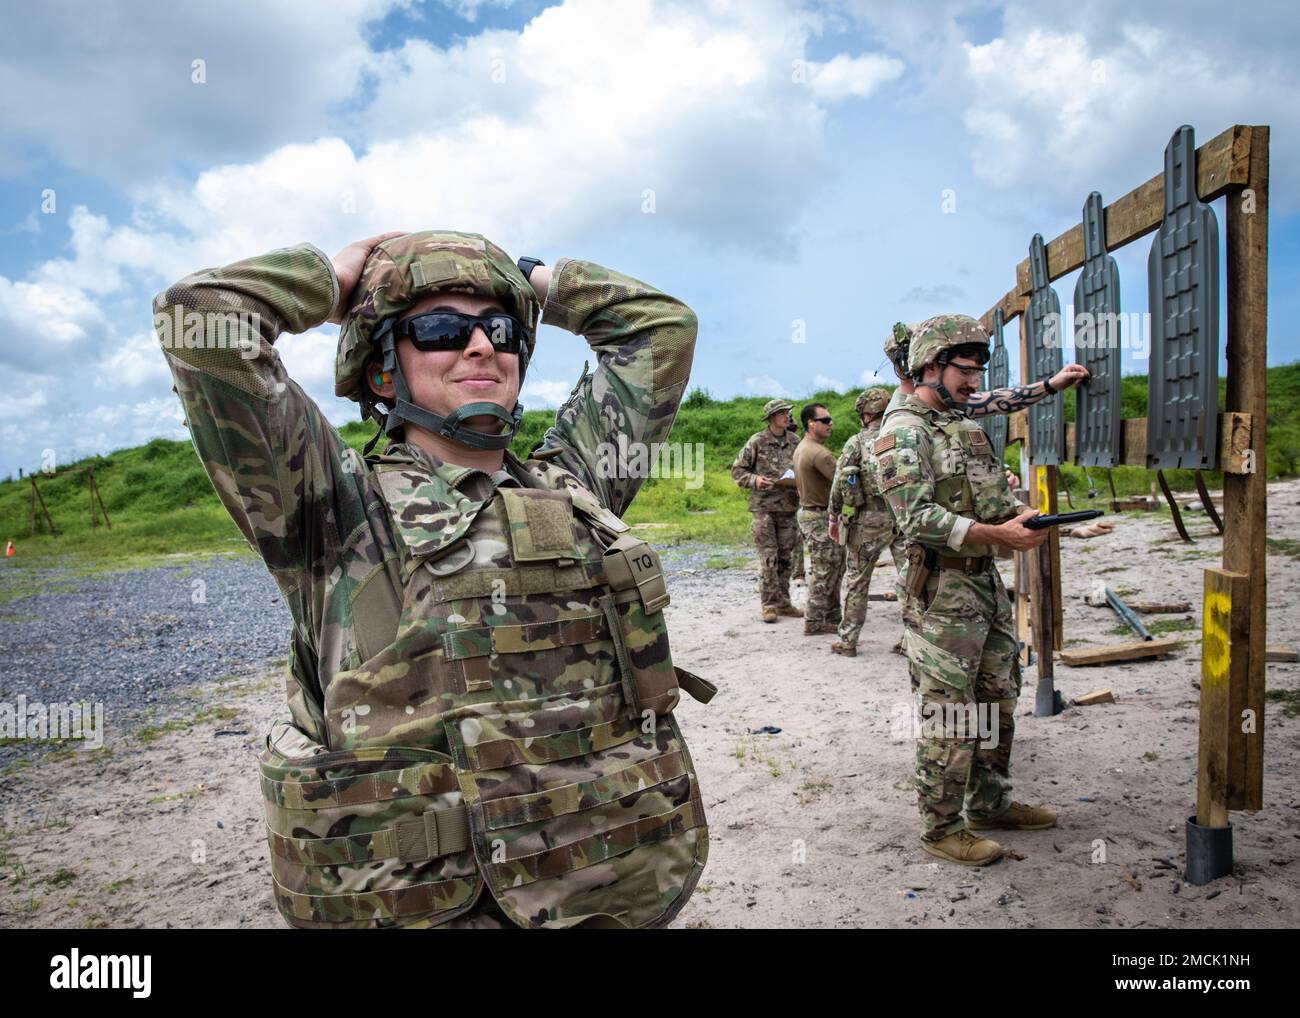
[979, 291, 1026, 335]
[1006, 412, 1250, 470]
[1060, 636, 1182, 666]
[1012, 125, 1253, 295]
[1199, 569, 1249, 826]
[1008, 411, 1027, 446]
[1222, 125, 1268, 812]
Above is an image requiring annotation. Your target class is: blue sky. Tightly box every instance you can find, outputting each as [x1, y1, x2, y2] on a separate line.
[1, 0, 1296, 478]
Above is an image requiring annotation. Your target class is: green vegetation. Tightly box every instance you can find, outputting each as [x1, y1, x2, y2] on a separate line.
[1, 365, 1296, 559]
[1265, 688, 1300, 719]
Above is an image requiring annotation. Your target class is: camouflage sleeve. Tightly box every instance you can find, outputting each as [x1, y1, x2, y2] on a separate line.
[533, 259, 697, 517]
[730, 434, 760, 489]
[877, 425, 972, 551]
[153, 243, 369, 623]
[828, 437, 857, 515]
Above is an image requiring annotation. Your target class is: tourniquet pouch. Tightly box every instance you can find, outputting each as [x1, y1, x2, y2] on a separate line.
[841, 464, 865, 508]
[258, 720, 482, 928]
[600, 534, 679, 721]
[444, 681, 708, 928]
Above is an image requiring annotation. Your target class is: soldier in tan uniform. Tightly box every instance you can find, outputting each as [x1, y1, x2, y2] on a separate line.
[793, 403, 845, 635]
[732, 400, 803, 623]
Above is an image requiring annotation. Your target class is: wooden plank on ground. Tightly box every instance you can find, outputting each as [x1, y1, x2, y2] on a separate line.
[1060, 637, 1181, 667]
[1266, 645, 1298, 663]
[1128, 600, 1192, 614]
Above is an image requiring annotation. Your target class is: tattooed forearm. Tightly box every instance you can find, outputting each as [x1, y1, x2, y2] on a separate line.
[962, 382, 1045, 418]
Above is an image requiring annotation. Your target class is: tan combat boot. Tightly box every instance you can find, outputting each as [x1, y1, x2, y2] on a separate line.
[776, 603, 803, 618]
[761, 606, 778, 624]
[968, 801, 1057, 831]
[920, 829, 1004, 867]
[830, 641, 857, 657]
[804, 620, 836, 636]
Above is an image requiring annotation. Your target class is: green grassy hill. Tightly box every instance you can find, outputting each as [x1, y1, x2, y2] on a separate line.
[2, 364, 1296, 568]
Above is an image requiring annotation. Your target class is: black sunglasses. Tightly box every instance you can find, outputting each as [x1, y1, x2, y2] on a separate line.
[811, 415, 833, 425]
[393, 311, 528, 354]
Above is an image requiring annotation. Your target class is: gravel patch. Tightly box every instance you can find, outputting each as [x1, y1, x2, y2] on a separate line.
[0, 555, 288, 765]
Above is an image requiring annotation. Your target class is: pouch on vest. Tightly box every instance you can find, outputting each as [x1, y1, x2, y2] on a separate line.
[904, 544, 931, 600]
[599, 534, 679, 721]
[841, 464, 865, 509]
[499, 487, 583, 563]
[444, 683, 708, 929]
[258, 720, 481, 929]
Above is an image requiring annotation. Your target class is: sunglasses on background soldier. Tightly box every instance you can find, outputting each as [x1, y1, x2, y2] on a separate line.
[393, 310, 529, 354]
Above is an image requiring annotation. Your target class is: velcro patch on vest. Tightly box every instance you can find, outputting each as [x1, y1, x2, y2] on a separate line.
[876, 452, 907, 492]
[874, 433, 896, 454]
[442, 614, 608, 660]
[500, 488, 582, 562]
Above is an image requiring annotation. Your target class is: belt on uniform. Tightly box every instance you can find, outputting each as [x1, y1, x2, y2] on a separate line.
[926, 551, 992, 574]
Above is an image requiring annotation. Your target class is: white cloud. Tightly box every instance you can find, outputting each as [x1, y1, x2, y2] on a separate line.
[0, 388, 48, 421]
[956, 5, 1300, 207]
[95, 332, 173, 390]
[743, 375, 793, 397]
[813, 373, 846, 392]
[0, 0, 402, 183]
[521, 378, 572, 408]
[859, 368, 890, 387]
[804, 52, 904, 101]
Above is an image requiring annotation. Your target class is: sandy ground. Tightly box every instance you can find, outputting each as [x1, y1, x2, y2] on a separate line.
[3, 479, 1299, 929]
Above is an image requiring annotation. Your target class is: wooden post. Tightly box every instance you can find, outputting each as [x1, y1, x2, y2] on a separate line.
[89, 472, 111, 529]
[29, 476, 56, 536]
[1018, 313, 1059, 713]
[1222, 126, 1268, 812]
[1199, 569, 1249, 827]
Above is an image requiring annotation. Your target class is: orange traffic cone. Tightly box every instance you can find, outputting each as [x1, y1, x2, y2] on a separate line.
[4, 540, 12, 557]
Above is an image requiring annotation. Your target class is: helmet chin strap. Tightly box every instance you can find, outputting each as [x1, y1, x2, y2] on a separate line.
[372, 319, 528, 452]
[917, 354, 962, 409]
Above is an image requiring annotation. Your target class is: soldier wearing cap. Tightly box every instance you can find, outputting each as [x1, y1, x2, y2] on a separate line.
[732, 399, 804, 623]
[827, 387, 893, 657]
[155, 231, 711, 927]
[875, 313, 1057, 867]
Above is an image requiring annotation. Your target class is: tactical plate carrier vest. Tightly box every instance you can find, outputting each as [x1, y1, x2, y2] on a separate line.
[877, 408, 1013, 560]
[258, 450, 711, 929]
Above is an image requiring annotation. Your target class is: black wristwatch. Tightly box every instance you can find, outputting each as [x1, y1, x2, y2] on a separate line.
[1041, 376, 1057, 394]
[516, 256, 545, 281]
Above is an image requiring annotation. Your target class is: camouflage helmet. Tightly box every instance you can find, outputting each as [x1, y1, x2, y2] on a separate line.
[762, 398, 793, 420]
[883, 321, 913, 365]
[334, 230, 540, 403]
[908, 313, 989, 375]
[854, 387, 890, 416]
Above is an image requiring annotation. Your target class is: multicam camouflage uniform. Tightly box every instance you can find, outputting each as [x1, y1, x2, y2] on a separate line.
[732, 403, 801, 611]
[875, 315, 1024, 842]
[155, 235, 710, 928]
[829, 388, 894, 651]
